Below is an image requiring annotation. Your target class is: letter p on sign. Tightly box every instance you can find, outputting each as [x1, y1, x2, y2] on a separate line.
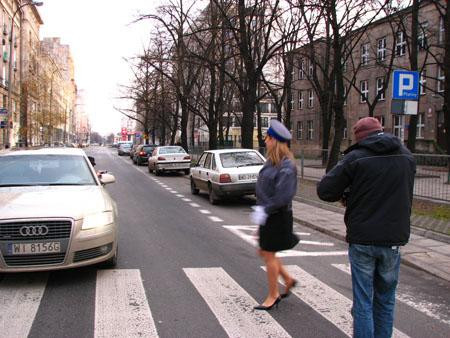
[399, 74, 414, 95]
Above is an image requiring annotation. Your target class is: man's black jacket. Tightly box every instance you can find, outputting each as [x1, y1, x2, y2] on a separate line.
[317, 132, 416, 246]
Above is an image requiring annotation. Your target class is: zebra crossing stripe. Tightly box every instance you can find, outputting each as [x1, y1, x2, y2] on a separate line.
[263, 265, 409, 338]
[332, 263, 450, 326]
[0, 273, 47, 338]
[184, 267, 291, 338]
[95, 269, 158, 338]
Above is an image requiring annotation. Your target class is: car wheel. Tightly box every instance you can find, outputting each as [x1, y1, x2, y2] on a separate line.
[191, 178, 199, 195]
[101, 245, 118, 268]
[155, 169, 160, 176]
[208, 183, 219, 205]
[184, 169, 190, 175]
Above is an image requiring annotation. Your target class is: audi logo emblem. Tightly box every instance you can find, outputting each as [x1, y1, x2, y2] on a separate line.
[19, 225, 49, 236]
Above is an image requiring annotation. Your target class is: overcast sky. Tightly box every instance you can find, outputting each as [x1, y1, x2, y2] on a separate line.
[38, 0, 160, 136]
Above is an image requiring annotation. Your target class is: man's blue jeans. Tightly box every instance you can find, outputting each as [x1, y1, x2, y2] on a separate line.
[349, 244, 401, 338]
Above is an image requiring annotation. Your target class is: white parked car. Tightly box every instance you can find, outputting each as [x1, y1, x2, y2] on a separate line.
[0, 148, 118, 272]
[190, 149, 266, 204]
[147, 146, 191, 175]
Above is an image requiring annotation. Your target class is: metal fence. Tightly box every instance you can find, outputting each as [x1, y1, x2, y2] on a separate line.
[297, 149, 450, 203]
[189, 145, 450, 203]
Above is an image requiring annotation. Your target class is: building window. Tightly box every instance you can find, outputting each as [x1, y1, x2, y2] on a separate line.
[360, 80, 368, 103]
[343, 126, 348, 139]
[290, 91, 295, 109]
[308, 59, 314, 77]
[437, 67, 445, 93]
[393, 115, 404, 140]
[396, 31, 406, 56]
[308, 89, 314, 108]
[377, 37, 386, 62]
[299, 59, 304, 79]
[298, 90, 303, 109]
[361, 43, 369, 65]
[417, 113, 425, 139]
[296, 121, 303, 140]
[261, 117, 268, 128]
[376, 77, 385, 101]
[343, 86, 347, 106]
[307, 120, 314, 140]
[418, 22, 428, 49]
[420, 68, 426, 95]
[439, 17, 445, 44]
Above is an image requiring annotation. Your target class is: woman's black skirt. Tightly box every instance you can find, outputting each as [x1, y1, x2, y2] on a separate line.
[259, 209, 299, 252]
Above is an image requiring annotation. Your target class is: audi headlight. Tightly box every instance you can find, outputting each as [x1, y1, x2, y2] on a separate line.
[82, 211, 114, 230]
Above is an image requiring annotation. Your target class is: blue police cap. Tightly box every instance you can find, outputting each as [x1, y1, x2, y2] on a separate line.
[267, 119, 291, 143]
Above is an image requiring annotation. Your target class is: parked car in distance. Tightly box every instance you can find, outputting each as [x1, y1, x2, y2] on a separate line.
[190, 149, 265, 204]
[129, 144, 139, 159]
[148, 146, 191, 175]
[133, 144, 157, 166]
[0, 148, 118, 272]
[118, 143, 132, 156]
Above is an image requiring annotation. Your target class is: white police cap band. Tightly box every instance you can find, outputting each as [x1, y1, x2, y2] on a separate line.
[267, 119, 291, 142]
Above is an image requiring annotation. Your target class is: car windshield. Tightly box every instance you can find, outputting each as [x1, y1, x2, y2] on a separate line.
[143, 146, 155, 154]
[0, 154, 97, 187]
[159, 146, 186, 154]
[219, 151, 265, 168]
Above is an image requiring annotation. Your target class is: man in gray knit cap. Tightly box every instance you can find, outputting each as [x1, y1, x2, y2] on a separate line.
[317, 117, 416, 338]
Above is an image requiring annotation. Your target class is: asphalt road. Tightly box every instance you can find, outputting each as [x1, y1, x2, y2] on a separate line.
[1, 145, 449, 338]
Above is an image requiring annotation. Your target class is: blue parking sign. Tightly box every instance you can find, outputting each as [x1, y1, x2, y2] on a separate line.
[392, 70, 419, 100]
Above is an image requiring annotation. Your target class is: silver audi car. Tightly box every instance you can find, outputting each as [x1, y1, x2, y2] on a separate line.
[0, 148, 118, 272]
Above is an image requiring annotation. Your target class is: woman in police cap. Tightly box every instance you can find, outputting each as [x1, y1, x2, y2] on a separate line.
[251, 119, 299, 310]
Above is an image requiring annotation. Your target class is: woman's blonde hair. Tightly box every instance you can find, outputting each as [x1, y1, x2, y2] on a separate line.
[266, 139, 294, 166]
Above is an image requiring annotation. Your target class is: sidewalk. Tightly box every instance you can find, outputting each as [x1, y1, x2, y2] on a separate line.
[291, 199, 450, 283]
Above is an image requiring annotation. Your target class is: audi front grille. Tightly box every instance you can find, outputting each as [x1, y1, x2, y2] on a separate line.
[0, 220, 72, 241]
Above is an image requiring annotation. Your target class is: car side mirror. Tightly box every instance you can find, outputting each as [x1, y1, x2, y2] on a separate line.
[99, 173, 115, 185]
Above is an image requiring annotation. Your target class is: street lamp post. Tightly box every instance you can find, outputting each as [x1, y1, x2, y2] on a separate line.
[5, 0, 43, 148]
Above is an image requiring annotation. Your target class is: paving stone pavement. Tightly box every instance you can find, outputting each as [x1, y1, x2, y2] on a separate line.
[291, 199, 450, 283]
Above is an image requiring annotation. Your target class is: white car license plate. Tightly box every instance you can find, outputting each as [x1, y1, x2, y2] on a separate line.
[8, 242, 61, 255]
[239, 173, 258, 180]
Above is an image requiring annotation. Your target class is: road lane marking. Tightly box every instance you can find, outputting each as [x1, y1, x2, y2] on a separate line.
[170, 191, 178, 194]
[223, 225, 347, 257]
[0, 273, 47, 338]
[176, 194, 184, 197]
[189, 203, 200, 208]
[95, 269, 158, 338]
[182, 198, 192, 202]
[300, 240, 334, 246]
[262, 265, 409, 338]
[199, 209, 211, 214]
[209, 216, 223, 222]
[184, 267, 291, 338]
[295, 232, 311, 236]
[332, 263, 450, 326]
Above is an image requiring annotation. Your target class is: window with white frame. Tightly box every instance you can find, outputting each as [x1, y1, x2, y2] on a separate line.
[360, 80, 368, 103]
[376, 77, 385, 100]
[361, 43, 369, 65]
[307, 120, 314, 140]
[261, 117, 268, 128]
[290, 91, 295, 109]
[377, 37, 386, 61]
[396, 31, 406, 56]
[298, 90, 303, 109]
[420, 68, 427, 95]
[417, 113, 425, 139]
[308, 59, 314, 77]
[308, 89, 314, 108]
[437, 67, 445, 93]
[439, 17, 445, 44]
[299, 59, 305, 79]
[393, 115, 404, 140]
[297, 121, 303, 140]
[418, 21, 428, 50]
